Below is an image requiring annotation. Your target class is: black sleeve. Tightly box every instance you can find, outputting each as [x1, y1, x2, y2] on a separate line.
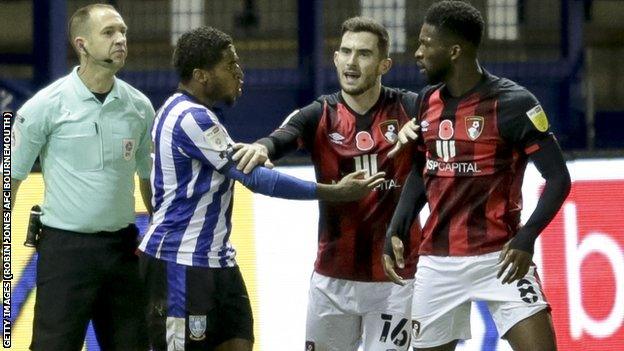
[510, 137, 571, 254]
[399, 90, 420, 120]
[497, 87, 553, 153]
[384, 152, 427, 257]
[256, 100, 323, 161]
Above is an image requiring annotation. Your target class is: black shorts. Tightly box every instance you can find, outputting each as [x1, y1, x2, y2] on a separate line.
[31, 225, 148, 351]
[139, 253, 254, 350]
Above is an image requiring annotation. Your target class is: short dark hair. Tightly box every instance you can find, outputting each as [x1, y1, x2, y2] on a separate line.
[341, 16, 390, 58]
[173, 26, 233, 82]
[424, 1, 484, 47]
[68, 3, 117, 52]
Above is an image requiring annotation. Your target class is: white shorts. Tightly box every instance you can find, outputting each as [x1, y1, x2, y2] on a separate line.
[411, 251, 550, 348]
[306, 272, 414, 351]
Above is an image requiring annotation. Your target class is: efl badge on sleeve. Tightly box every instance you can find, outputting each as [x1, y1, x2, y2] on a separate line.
[438, 120, 454, 140]
[204, 125, 228, 151]
[122, 139, 136, 161]
[355, 131, 374, 151]
[465, 116, 484, 141]
[189, 315, 207, 341]
[526, 105, 549, 132]
[378, 119, 399, 144]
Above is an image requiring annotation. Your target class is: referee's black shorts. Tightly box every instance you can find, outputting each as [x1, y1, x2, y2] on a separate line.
[139, 253, 254, 350]
[31, 224, 148, 351]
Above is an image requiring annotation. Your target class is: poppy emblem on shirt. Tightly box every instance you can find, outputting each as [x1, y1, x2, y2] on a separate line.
[465, 116, 484, 141]
[189, 315, 207, 340]
[438, 120, 454, 140]
[378, 119, 399, 144]
[355, 131, 374, 151]
[122, 139, 136, 161]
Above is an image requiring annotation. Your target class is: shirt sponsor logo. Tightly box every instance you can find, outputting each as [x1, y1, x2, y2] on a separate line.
[438, 119, 454, 140]
[465, 116, 484, 141]
[378, 119, 399, 144]
[426, 158, 481, 173]
[355, 131, 374, 151]
[122, 139, 136, 161]
[189, 315, 207, 341]
[526, 105, 549, 132]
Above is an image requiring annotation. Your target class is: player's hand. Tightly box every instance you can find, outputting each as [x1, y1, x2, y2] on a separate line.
[232, 143, 274, 174]
[318, 170, 386, 201]
[382, 235, 406, 286]
[497, 240, 532, 284]
[387, 119, 420, 158]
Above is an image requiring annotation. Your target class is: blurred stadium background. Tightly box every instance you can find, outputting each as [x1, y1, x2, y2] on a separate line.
[1, 0, 623, 350]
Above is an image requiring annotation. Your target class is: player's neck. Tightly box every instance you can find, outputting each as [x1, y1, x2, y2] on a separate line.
[178, 82, 214, 107]
[445, 59, 482, 97]
[341, 83, 381, 115]
[78, 62, 116, 93]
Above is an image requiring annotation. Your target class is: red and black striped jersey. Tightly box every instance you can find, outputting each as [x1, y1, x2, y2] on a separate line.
[416, 71, 555, 256]
[261, 87, 421, 281]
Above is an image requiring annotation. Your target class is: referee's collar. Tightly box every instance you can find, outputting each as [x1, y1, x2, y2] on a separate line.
[70, 66, 121, 103]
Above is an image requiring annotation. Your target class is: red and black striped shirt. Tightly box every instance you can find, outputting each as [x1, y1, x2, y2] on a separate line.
[260, 87, 421, 281]
[416, 71, 554, 256]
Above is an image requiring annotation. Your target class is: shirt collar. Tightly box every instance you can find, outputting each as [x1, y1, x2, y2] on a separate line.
[70, 66, 121, 102]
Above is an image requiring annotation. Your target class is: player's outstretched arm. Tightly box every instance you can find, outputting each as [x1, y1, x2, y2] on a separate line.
[387, 118, 420, 158]
[497, 139, 571, 284]
[222, 162, 384, 202]
[316, 170, 386, 201]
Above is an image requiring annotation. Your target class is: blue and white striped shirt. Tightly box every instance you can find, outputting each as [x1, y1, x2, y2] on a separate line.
[139, 92, 318, 267]
[139, 92, 240, 267]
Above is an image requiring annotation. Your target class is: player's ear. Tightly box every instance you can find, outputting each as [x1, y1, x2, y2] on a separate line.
[333, 51, 339, 69]
[450, 44, 462, 62]
[379, 57, 392, 75]
[192, 68, 209, 84]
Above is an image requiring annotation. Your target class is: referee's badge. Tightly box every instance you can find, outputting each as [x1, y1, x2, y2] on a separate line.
[189, 315, 207, 341]
[122, 139, 136, 161]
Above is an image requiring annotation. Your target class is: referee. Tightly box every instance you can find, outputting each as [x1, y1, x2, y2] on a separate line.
[10, 4, 153, 350]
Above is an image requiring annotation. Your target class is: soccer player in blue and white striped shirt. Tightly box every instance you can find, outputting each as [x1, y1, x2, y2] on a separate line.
[138, 26, 384, 351]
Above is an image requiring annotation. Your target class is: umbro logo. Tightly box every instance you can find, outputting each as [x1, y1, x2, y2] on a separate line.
[328, 132, 345, 144]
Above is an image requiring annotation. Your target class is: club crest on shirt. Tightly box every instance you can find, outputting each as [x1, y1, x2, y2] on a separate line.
[305, 341, 315, 351]
[438, 120, 454, 140]
[355, 131, 374, 151]
[526, 105, 549, 132]
[412, 320, 421, 339]
[122, 139, 136, 161]
[378, 119, 399, 144]
[189, 315, 207, 341]
[465, 116, 484, 141]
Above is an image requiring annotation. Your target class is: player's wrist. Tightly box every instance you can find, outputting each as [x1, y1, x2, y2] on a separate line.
[509, 229, 537, 254]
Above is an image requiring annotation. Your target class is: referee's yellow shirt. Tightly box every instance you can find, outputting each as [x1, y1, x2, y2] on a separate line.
[11, 66, 155, 233]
